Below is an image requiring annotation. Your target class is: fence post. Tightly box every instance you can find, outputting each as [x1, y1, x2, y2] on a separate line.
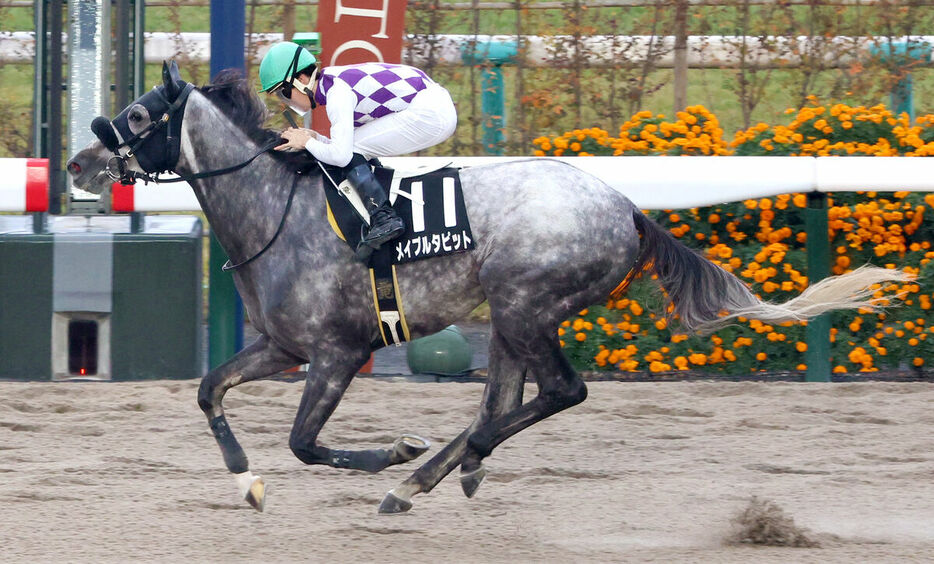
[208, 234, 239, 369]
[672, 0, 688, 114]
[804, 191, 831, 381]
[869, 40, 933, 121]
[208, 0, 246, 368]
[481, 66, 506, 154]
[461, 39, 517, 155]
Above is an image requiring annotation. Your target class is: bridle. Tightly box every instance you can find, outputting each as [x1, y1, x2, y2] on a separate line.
[93, 81, 279, 186]
[90, 62, 300, 272]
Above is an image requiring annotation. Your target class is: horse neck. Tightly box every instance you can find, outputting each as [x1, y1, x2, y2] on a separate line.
[176, 94, 322, 263]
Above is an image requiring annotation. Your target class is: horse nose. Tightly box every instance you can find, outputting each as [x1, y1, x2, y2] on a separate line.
[66, 154, 90, 182]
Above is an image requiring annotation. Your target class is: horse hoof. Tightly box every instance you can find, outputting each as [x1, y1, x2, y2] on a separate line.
[378, 490, 413, 514]
[460, 465, 486, 498]
[392, 434, 431, 463]
[236, 471, 266, 512]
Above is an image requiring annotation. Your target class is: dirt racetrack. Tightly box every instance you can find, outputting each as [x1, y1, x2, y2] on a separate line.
[2, 378, 933, 563]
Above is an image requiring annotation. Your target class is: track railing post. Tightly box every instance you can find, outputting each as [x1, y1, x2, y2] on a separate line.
[207, 0, 246, 369]
[804, 191, 831, 382]
[208, 234, 238, 369]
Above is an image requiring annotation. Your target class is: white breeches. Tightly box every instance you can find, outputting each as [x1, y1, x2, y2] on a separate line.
[352, 84, 458, 159]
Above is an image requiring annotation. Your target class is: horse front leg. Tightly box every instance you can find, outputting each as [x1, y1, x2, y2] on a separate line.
[288, 347, 431, 474]
[197, 335, 304, 511]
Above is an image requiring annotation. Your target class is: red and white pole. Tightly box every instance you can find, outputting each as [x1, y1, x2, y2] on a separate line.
[0, 158, 50, 212]
[111, 180, 200, 212]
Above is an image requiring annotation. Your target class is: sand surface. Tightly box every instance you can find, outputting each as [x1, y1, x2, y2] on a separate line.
[2, 378, 933, 563]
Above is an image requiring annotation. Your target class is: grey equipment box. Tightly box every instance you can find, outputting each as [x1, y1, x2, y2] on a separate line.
[0, 215, 203, 381]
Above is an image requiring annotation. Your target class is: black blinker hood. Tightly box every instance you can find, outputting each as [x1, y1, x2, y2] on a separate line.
[96, 60, 193, 175]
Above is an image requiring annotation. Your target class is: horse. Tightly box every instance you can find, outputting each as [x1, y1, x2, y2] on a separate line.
[66, 62, 911, 513]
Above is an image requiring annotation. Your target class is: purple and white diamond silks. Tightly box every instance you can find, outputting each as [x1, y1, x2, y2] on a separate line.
[314, 63, 434, 127]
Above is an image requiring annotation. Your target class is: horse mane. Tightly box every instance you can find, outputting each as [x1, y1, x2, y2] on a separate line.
[198, 69, 317, 170]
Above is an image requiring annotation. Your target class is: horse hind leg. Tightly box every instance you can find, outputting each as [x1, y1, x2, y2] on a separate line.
[378, 326, 527, 513]
[197, 335, 305, 511]
[288, 347, 430, 475]
[458, 328, 587, 496]
[459, 327, 527, 498]
[380, 327, 585, 514]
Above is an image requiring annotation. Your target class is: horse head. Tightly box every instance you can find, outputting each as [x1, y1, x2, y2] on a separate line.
[67, 60, 193, 192]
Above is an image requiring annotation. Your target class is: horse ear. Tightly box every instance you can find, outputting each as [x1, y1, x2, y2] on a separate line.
[162, 60, 182, 100]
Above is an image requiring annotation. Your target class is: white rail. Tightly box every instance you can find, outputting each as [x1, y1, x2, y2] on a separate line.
[109, 156, 934, 213]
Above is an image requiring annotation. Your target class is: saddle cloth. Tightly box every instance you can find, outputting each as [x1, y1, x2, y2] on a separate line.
[320, 163, 476, 348]
[322, 165, 476, 266]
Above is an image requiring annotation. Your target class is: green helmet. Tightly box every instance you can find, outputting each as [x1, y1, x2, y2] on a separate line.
[259, 41, 317, 92]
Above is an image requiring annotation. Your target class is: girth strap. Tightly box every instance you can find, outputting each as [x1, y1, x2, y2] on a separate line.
[369, 256, 410, 347]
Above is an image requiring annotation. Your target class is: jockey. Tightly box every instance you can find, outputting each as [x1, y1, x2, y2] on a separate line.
[259, 41, 458, 253]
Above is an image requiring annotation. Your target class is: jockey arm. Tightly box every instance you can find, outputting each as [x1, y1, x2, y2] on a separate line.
[303, 80, 355, 168]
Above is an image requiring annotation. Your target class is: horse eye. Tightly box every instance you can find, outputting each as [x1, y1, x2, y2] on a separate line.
[129, 111, 143, 122]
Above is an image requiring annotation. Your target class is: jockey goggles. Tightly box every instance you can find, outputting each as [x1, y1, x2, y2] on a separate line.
[273, 45, 318, 115]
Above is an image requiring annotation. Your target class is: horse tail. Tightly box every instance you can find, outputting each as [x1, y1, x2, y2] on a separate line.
[630, 209, 913, 334]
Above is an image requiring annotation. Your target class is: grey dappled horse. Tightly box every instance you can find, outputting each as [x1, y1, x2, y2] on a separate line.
[67, 64, 910, 513]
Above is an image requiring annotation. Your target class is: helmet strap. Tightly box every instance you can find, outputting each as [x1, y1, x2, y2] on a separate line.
[303, 67, 319, 110]
[281, 45, 317, 111]
[280, 44, 304, 89]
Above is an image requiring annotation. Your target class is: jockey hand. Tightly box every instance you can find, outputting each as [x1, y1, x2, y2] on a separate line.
[275, 128, 325, 151]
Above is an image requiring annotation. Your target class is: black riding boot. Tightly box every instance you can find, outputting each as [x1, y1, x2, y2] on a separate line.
[346, 161, 405, 251]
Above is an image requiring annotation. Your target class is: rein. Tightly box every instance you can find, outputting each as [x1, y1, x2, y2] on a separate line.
[222, 172, 301, 272]
[108, 138, 281, 185]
